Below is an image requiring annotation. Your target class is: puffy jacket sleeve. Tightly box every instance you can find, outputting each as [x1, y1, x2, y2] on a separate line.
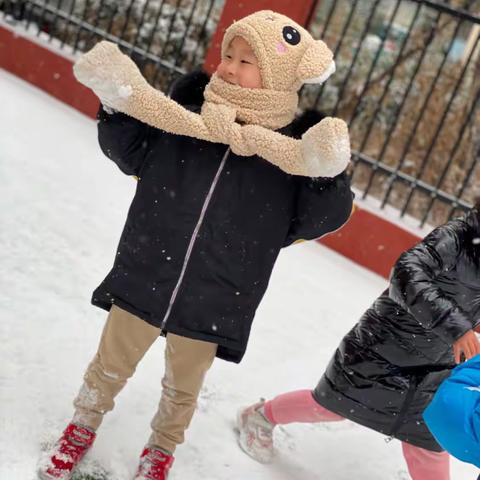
[389, 219, 473, 344]
[283, 171, 354, 247]
[97, 104, 157, 176]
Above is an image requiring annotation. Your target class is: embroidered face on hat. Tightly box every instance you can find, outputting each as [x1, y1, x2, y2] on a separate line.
[221, 10, 335, 92]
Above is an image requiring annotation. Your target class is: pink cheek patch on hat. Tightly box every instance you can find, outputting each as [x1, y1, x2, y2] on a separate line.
[276, 42, 287, 54]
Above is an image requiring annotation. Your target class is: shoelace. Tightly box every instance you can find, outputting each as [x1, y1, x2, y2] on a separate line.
[137, 449, 172, 479]
[49, 425, 95, 471]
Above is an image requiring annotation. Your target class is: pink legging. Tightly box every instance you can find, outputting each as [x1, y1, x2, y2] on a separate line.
[263, 389, 450, 480]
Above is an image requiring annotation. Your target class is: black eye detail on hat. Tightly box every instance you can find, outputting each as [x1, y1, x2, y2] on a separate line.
[282, 26, 301, 45]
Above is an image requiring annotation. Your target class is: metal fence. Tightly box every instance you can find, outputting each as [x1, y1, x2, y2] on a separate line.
[304, 0, 480, 227]
[1, 0, 479, 228]
[0, 0, 224, 90]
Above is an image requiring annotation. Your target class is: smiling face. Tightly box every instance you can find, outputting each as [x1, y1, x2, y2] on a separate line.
[217, 36, 263, 89]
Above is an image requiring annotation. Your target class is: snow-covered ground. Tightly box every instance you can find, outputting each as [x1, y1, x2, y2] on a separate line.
[1, 68, 477, 480]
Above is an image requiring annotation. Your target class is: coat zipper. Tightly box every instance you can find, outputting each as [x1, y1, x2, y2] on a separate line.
[160, 147, 231, 330]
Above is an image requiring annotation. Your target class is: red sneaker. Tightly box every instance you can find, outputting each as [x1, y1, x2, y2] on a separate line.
[133, 447, 174, 480]
[38, 423, 96, 479]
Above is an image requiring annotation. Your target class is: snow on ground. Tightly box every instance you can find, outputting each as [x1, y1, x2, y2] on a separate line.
[1, 68, 477, 480]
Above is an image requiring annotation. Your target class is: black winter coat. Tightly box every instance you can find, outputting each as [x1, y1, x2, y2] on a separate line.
[92, 71, 354, 363]
[314, 208, 480, 451]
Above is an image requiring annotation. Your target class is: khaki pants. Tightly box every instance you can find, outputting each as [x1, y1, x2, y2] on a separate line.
[72, 305, 217, 453]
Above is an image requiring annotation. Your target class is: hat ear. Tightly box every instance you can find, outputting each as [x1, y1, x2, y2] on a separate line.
[297, 40, 335, 85]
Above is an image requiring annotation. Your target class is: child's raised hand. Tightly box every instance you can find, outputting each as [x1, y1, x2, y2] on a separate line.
[453, 330, 480, 364]
[236, 119, 350, 177]
[73, 41, 148, 110]
[301, 117, 351, 177]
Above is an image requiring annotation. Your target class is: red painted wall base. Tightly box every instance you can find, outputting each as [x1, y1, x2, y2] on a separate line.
[0, 23, 98, 119]
[319, 205, 420, 279]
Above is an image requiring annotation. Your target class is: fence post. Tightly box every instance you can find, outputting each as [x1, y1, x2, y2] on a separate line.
[203, 0, 318, 74]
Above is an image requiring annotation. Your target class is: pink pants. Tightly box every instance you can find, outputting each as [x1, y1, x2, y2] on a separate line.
[263, 390, 450, 480]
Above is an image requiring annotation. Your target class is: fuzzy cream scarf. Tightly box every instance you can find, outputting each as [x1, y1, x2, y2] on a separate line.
[73, 11, 351, 177]
[203, 73, 298, 130]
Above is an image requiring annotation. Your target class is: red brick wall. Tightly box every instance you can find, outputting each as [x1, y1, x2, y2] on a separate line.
[0, 24, 98, 118]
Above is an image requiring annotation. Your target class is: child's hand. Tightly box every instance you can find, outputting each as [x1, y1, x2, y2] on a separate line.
[301, 117, 351, 177]
[73, 41, 148, 110]
[453, 330, 480, 364]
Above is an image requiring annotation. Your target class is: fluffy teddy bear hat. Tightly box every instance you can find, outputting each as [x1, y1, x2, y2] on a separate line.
[222, 9, 336, 91]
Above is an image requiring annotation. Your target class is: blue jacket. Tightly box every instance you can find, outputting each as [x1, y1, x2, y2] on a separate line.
[424, 354, 480, 468]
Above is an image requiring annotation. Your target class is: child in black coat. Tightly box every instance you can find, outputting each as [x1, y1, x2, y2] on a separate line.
[39, 10, 353, 480]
